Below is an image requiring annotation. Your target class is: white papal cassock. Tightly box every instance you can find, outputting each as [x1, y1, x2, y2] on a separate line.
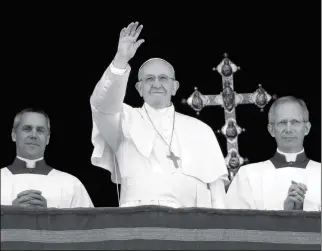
[226, 149, 321, 211]
[90, 62, 228, 208]
[1, 157, 94, 208]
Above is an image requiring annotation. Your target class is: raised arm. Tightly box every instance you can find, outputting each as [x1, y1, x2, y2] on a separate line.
[90, 22, 144, 151]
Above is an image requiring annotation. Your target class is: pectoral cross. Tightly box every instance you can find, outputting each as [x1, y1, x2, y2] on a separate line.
[167, 150, 181, 168]
[182, 53, 275, 180]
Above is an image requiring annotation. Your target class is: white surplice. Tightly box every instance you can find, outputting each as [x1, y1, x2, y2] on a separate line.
[90, 62, 228, 208]
[226, 150, 321, 211]
[1, 157, 94, 208]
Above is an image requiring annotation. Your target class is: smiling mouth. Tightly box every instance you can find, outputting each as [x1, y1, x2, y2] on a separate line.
[151, 92, 165, 94]
[26, 143, 39, 146]
[283, 137, 296, 140]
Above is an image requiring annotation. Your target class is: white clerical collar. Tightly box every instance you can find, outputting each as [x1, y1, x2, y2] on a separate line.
[143, 102, 174, 120]
[17, 156, 44, 169]
[277, 148, 304, 162]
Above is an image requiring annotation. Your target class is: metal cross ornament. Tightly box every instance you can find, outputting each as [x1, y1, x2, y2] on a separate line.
[167, 150, 181, 169]
[182, 53, 275, 180]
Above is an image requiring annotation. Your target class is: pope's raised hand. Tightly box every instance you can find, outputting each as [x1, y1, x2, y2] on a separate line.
[114, 21, 144, 68]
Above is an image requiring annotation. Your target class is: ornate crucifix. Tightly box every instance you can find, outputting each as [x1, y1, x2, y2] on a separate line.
[182, 53, 274, 180]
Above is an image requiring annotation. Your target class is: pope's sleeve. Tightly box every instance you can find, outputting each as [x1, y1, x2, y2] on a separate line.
[90, 62, 131, 152]
[209, 174, 230, 209]
[225, 168, 256, 209]
[89, 62, 131, 184]
[70, 178, 94, 208]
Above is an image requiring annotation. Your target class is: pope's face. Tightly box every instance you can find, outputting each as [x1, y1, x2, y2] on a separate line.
[137, 60, 179, 109]
[268, 102, 311, 153]
[12, 112, 50, 160]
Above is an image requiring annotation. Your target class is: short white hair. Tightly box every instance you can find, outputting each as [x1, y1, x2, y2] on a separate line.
[268, 96, 309, 124]
[138, 58, 175, 80]
[13, 108, 51, 133]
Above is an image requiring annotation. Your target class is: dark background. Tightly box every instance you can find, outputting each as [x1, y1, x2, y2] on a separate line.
[2, 2, 321, 207]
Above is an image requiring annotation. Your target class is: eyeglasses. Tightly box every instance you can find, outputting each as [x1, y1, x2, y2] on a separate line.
[272, 119, 307, 128]
[139, 75, 175, 85]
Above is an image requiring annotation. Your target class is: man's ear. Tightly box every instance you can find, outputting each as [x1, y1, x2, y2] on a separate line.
[171, 81, 180, 96]
[46, 134, 50, 145]
[304, 122, 311, 136]
[135, 82, 143, 97]
[267, 124, 275, 138]
[11, 129, 16, 142]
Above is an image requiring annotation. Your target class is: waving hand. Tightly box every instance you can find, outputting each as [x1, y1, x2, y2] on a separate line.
[114, 21, 144, 68]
